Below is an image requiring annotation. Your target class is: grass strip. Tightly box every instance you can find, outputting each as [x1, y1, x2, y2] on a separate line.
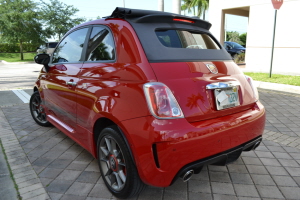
[0, 52, 36, 62]
[244, 72, 300, 86]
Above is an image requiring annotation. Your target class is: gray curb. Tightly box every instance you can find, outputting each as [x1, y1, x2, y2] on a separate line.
[254, 81, 300, 95]
[0, 60, 35, 64]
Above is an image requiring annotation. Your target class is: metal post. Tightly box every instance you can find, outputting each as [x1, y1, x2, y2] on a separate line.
[269, 9, 277, 78]
[123, 0, 125, 7]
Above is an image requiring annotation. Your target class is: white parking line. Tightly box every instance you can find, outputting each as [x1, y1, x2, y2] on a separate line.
[12, 89, 31, 103]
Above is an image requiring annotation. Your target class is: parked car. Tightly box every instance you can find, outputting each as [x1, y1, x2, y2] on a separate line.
[31, 7, 265, 199]
[224, 41, 246, 59]
[36, 41, 58, 55]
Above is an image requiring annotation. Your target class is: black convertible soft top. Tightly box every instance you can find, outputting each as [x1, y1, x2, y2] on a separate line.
[107, 7, 231, 63]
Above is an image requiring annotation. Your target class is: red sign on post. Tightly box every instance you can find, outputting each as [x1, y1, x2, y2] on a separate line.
[271, 0, 283, 10]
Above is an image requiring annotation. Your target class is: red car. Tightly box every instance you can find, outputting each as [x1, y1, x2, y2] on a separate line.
[31, 7, 265, 199]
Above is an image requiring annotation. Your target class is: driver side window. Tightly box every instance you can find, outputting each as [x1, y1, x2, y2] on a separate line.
[52, 28, 89, 63]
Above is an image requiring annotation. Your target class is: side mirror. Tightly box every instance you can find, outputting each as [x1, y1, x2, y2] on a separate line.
[34, 53, 50, 65]
[34, 53, 50, 72]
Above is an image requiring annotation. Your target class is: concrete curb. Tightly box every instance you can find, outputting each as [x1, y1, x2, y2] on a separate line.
[254, 81, 300, 95]
[0, 60, 35, 64]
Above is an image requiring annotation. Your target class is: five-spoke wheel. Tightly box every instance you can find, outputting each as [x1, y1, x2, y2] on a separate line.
[29, 91, 51, 126]
[97, 126, 145, 199]
[99, 135, 127, 191]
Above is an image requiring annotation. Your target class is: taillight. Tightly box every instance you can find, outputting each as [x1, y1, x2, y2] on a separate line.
[245, 75, 259, 101]
[143, 82, 184, 119]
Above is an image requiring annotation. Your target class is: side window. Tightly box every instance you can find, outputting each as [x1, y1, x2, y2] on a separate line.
[86, 26, 115, 61]
[52, 28, 88, 63]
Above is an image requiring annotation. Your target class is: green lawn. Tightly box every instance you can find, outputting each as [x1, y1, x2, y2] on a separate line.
[0, 52, 36, 62]
[244, 72, 300, 86]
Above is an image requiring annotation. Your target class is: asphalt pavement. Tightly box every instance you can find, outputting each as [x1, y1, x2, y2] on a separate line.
[1, 61, 300, 200]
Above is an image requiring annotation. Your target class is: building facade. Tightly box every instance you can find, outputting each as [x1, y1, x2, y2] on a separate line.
[209, 0, 300, 75]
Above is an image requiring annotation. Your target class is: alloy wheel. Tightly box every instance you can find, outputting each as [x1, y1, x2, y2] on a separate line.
[99, 136, 127, 191]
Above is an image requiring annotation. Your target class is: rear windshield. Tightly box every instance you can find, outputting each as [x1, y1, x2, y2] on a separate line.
[127, 20, 232, 62]
[156, 30, 220, 50]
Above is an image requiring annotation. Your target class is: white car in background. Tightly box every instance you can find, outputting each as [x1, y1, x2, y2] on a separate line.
[36, 42, 58, 55]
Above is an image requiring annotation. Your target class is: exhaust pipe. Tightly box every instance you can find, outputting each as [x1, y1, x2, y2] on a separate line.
[252, 141, 261, 150]
[181, 169, 194, 182]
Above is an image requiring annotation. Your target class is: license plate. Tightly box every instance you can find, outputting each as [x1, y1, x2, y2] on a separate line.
[214, 87, 240, 110]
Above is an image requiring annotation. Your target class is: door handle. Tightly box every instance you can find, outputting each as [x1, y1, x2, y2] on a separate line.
[66, 81, 77, 86]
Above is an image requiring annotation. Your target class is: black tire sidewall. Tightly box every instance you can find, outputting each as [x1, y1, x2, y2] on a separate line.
[29, 91, 51, 127]
[97, 126, 143, 199]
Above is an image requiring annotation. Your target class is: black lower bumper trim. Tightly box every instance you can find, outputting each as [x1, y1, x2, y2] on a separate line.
[171, 136, 262, 185]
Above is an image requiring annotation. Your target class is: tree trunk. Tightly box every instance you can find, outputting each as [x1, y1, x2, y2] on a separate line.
[19, 40, 24, 60]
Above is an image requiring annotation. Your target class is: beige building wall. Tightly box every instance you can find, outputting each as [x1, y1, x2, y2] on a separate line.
[209, 0, 300, 75]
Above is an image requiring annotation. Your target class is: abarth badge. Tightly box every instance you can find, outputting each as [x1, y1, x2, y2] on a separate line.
[206, 64, 218, 74]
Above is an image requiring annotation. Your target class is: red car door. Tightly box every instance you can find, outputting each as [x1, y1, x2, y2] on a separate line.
[43, 27, 89, 135]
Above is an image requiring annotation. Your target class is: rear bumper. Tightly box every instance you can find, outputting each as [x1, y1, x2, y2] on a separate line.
[119, 101, 265, 187]
[171, 136, 262, 184]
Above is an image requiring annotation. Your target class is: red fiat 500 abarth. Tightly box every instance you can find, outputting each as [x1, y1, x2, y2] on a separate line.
[31, 7, 265, 199]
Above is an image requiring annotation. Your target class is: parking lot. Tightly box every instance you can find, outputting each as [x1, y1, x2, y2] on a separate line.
[0, 63, 300, 200]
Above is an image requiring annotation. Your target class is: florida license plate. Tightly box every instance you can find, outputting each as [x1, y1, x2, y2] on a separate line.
[214, 87, 240, 110]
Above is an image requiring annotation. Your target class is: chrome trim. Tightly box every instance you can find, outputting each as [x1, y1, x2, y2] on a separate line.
[206, 81, 240, 90]
[48, 115, 75, 133]
[66, 81, 77, 86]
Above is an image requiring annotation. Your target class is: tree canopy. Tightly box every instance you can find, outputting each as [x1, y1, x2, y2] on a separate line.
[0, 0, 46, 59]
[181, 0, 209, 19]
[226, 31, 247, 46]
[40, 0, 86, 40]
[0, 0, 86, 60]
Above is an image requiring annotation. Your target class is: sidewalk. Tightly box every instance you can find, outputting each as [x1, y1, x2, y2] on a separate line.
[0, 141, 19, 200]
[0, 89, 300, 199]
[0, 61, 300, 199]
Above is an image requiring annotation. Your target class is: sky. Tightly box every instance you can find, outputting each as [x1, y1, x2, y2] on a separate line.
[36, 0, 248, 34]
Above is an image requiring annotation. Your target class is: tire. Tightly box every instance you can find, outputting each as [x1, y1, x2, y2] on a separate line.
[29, 91, 52, 127]
[97, 126, 145, 199]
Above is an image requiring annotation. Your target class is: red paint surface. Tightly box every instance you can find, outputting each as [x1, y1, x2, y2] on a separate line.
[35, 18, 265, 187]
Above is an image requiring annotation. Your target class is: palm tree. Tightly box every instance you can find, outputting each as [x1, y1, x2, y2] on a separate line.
[181, 0, 209, 19]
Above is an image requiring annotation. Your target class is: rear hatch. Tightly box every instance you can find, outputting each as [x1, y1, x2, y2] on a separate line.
[111, 8, 257, 122]
[150, 61, 256, 122]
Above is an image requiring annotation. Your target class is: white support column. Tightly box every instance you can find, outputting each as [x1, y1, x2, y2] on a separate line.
[158, 0, 164, 11]
[172, 0, 181, 14]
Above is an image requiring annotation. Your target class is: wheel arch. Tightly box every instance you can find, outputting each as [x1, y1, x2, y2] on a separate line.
[93, 117, 136, 165]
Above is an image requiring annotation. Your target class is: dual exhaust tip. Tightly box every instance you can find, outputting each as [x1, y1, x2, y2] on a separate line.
[180, 140, 261, 182]
[181, 169, 194, 182]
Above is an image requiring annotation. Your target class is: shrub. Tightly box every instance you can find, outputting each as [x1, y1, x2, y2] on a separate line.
[234, 53, 245, 63]
[0, 43, 40, 53]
